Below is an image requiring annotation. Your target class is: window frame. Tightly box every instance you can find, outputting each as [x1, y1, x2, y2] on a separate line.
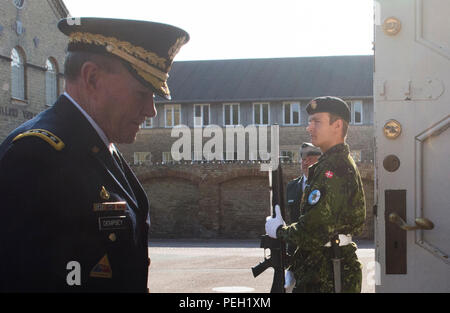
[252, 102, 270, 125]
[11, 47, 26, 101]
[352, 100, 363, 125]
[140, 117, 154, 129]
[283, 101, 301, 126]
[162, 151, 174, 163]
[45, 58, 58, 107]
[164, 104, 181, 128]
[350, 150, 362, 163]
[193, 103, 211, 127]
[347, 100, 364, 125]
[223, 103, 240, 126]
[133, 152, 152, 165]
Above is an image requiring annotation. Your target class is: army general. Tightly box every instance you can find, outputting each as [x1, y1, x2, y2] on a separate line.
[265, 96, 366, 293]
[0, 18, 188, 292]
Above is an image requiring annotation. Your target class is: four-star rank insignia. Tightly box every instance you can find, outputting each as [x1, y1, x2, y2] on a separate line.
[308, 189, 321, 205]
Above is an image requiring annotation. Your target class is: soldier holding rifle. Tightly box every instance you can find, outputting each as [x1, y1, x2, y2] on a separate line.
[265, 96, 366, 293]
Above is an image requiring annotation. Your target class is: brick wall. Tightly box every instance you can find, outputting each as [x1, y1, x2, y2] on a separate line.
[0, 1, 67, 141]
[133, 161, 374, 240]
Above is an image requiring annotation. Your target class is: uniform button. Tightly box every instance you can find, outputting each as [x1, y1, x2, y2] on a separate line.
[108, 233, 117, 242]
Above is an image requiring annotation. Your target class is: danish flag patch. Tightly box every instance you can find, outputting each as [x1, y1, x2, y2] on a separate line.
[325, 171, 334, 179]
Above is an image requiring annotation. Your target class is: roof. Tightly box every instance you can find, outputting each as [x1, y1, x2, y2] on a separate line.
[158, 55, 373, 103]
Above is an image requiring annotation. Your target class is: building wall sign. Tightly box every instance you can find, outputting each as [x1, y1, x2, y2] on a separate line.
[0, 106, 36, 120]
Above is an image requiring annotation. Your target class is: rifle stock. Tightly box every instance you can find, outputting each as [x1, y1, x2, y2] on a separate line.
[251, 159, 287, 293]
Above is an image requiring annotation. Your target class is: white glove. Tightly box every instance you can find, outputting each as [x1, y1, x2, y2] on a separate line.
[265, 205, 285, 239]
[284, 270, 296, 293]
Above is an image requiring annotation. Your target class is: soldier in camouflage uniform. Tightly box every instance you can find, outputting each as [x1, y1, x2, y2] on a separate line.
[266, 96, 366, 293]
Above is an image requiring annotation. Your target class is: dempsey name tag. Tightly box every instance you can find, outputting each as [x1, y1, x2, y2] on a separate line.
[98, 216, 128, 231]
[93, 201, 127, 212]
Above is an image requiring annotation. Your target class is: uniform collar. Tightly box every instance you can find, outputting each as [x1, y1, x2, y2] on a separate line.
[319, 143, 349, 161]
[64, 91, 111, 151]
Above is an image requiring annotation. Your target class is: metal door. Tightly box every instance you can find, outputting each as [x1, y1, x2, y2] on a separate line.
[374, 0, 450, 292]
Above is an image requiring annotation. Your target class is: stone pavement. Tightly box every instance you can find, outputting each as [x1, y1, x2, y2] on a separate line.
[147, 239, 375, 293]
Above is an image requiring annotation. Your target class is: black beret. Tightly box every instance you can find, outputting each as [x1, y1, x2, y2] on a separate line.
[300, 142, 321, 158]
[57, 17, 189, 100]
[306, 96, 350, 123]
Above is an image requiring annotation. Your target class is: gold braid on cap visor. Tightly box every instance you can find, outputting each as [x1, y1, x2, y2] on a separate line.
[69, 32, 170, 96]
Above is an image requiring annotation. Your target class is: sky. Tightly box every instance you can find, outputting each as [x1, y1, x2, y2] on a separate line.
[63, 0, 374, 61]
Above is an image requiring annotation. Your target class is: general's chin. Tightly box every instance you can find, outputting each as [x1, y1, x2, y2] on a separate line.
[115, 131, 138, 144]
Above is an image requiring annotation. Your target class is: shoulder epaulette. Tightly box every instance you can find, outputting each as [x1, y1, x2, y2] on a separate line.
[12, 129, 65, 151]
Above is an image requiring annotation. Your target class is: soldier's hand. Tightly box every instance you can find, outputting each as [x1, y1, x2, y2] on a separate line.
[284, 270, 296, 293]
[265, 205, 285, 239]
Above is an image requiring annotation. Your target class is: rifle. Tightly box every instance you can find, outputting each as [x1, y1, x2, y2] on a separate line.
[251, 159, 287, 293]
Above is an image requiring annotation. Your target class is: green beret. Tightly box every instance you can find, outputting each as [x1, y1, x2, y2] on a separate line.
[300, 142, 321, 158]
[306, 96, 350, 123]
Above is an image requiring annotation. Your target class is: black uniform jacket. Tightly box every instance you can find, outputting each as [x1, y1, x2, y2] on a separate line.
[0, 95, 150, 292]
[286, 175, 306, 256]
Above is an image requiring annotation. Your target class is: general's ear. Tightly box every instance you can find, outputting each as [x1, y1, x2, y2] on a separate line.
[79, 61, 102, 92]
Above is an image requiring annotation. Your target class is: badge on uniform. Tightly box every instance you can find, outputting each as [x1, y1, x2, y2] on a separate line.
[93, 201, 127, 212]
[90, 254, 112, 278]
[98, 216, 128, 231]
[100, 186, 110, 200]
[308, 189, 321, 205]
[325, 171, 334, 179]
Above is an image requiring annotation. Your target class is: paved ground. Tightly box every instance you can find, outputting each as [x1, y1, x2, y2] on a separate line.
[147, 239, 375, 293]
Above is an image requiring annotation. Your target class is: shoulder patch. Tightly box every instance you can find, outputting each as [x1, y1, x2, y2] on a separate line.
[12, 129, 65, 151]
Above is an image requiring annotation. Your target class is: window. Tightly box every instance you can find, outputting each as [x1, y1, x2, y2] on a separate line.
[162, 152, 174, 163]
[347, 100, 363, 125]
[253, 103, 269, 125]
[281, 150, 295, 162]
[223, 103, 240, 126]
[350, 150, 362, 163]
[45, 58, 58, 106]
[11, 47, 25, 100]
[165, 104, 181, 127]
[283, 102, 300, 125]
[194, 104, 210, 127]
[140, 117, 153, 128]
[133, 152, 152, 165]
[353, 101, 363, 124]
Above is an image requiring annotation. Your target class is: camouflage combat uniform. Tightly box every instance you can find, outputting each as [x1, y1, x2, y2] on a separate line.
[277, 143, 366, 293]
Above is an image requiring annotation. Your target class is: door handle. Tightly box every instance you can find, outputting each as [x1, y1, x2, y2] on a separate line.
[389, 213, 434, 231]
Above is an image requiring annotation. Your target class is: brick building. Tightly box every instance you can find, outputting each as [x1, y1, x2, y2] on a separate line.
[0, 0, 68, 140]
[0, 3, 374, 239]
[118, 55, 375, 240]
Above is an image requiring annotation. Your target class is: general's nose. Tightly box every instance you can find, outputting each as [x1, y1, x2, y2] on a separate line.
[143, 94, 157, 118]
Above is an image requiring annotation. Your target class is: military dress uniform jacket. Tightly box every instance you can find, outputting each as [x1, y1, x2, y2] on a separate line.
[0, 95, 150, 292]
[277, 144, 366, 293]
